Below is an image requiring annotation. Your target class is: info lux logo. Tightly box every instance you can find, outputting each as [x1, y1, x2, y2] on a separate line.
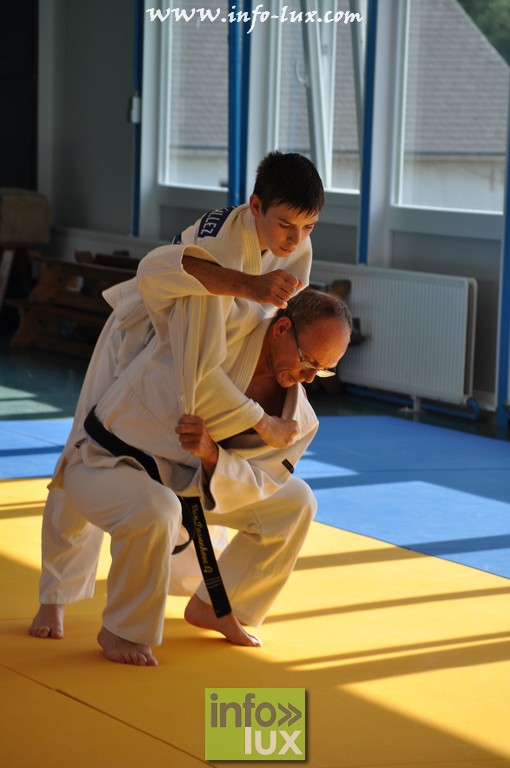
[205, 688, 306, 761]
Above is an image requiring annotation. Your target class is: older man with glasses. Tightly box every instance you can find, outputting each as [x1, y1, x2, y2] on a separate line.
[34, 288, 352, 666]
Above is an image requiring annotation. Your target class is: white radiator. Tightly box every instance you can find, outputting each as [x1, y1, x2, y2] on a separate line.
[310, 262, 477, 405]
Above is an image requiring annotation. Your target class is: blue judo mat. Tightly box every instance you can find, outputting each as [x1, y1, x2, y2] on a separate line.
[2, 414, 510, 580]
[0, 418, 71, 480]
[299, 416, 510, 580]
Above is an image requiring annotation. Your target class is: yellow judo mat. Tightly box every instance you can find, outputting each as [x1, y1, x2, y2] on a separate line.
[2, 477, 510, 768]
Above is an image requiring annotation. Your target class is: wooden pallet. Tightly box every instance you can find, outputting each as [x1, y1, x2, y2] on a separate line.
[6, 251, 137, 358]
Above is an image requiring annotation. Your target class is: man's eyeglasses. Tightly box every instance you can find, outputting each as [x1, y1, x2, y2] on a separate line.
[289, 319, 337, 378]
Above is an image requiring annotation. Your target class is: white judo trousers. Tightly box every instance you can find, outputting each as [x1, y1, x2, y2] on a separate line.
[38, 204, 313, 605]
[63, 442, 316, 645]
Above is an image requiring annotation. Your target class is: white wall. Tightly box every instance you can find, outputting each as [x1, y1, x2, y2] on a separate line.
[39, 0, 135, 235]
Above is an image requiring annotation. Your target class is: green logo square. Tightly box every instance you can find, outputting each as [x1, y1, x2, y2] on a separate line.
[205, 688, 306, 761]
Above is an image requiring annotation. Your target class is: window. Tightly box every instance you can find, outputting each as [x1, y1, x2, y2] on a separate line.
[278, 18, 311, 158]
[331, 5, 362, 191]
[277, 0, 364, 192]
[397, 0, 510, 212]
[159, 0, 229, 189]
[156, 0, 365, 195]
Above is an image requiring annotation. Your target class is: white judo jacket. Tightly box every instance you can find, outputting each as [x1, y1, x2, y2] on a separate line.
[102, 203, 313, 442]
[92, 303, 319, 512]
[87, 294, 319, 597]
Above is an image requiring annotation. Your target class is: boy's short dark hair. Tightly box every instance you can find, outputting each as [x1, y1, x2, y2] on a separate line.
[253, 152, 325, 215]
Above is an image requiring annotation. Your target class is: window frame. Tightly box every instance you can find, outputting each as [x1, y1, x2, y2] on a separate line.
[139, 0, 506, 243]
[140, 0, 366, 238]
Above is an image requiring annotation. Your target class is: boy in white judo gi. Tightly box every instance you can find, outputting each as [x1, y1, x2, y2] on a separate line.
[30, 152, 326, 642]
[60, 289, 352, 665]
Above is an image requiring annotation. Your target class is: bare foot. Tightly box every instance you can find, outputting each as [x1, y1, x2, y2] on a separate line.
[184, 595, 262, 647]
[97, 626, 158, 666]
[29, 604, 65, 639]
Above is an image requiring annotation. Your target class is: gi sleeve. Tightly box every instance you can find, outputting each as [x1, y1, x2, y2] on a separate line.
[198, 421, 318, 514]
[136, 242, 221, 340]
[168, 292, 265, 441]
[136, 207, 248, 340]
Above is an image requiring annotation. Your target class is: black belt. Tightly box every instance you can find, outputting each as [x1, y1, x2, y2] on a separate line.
[83, 407, 231, 618]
